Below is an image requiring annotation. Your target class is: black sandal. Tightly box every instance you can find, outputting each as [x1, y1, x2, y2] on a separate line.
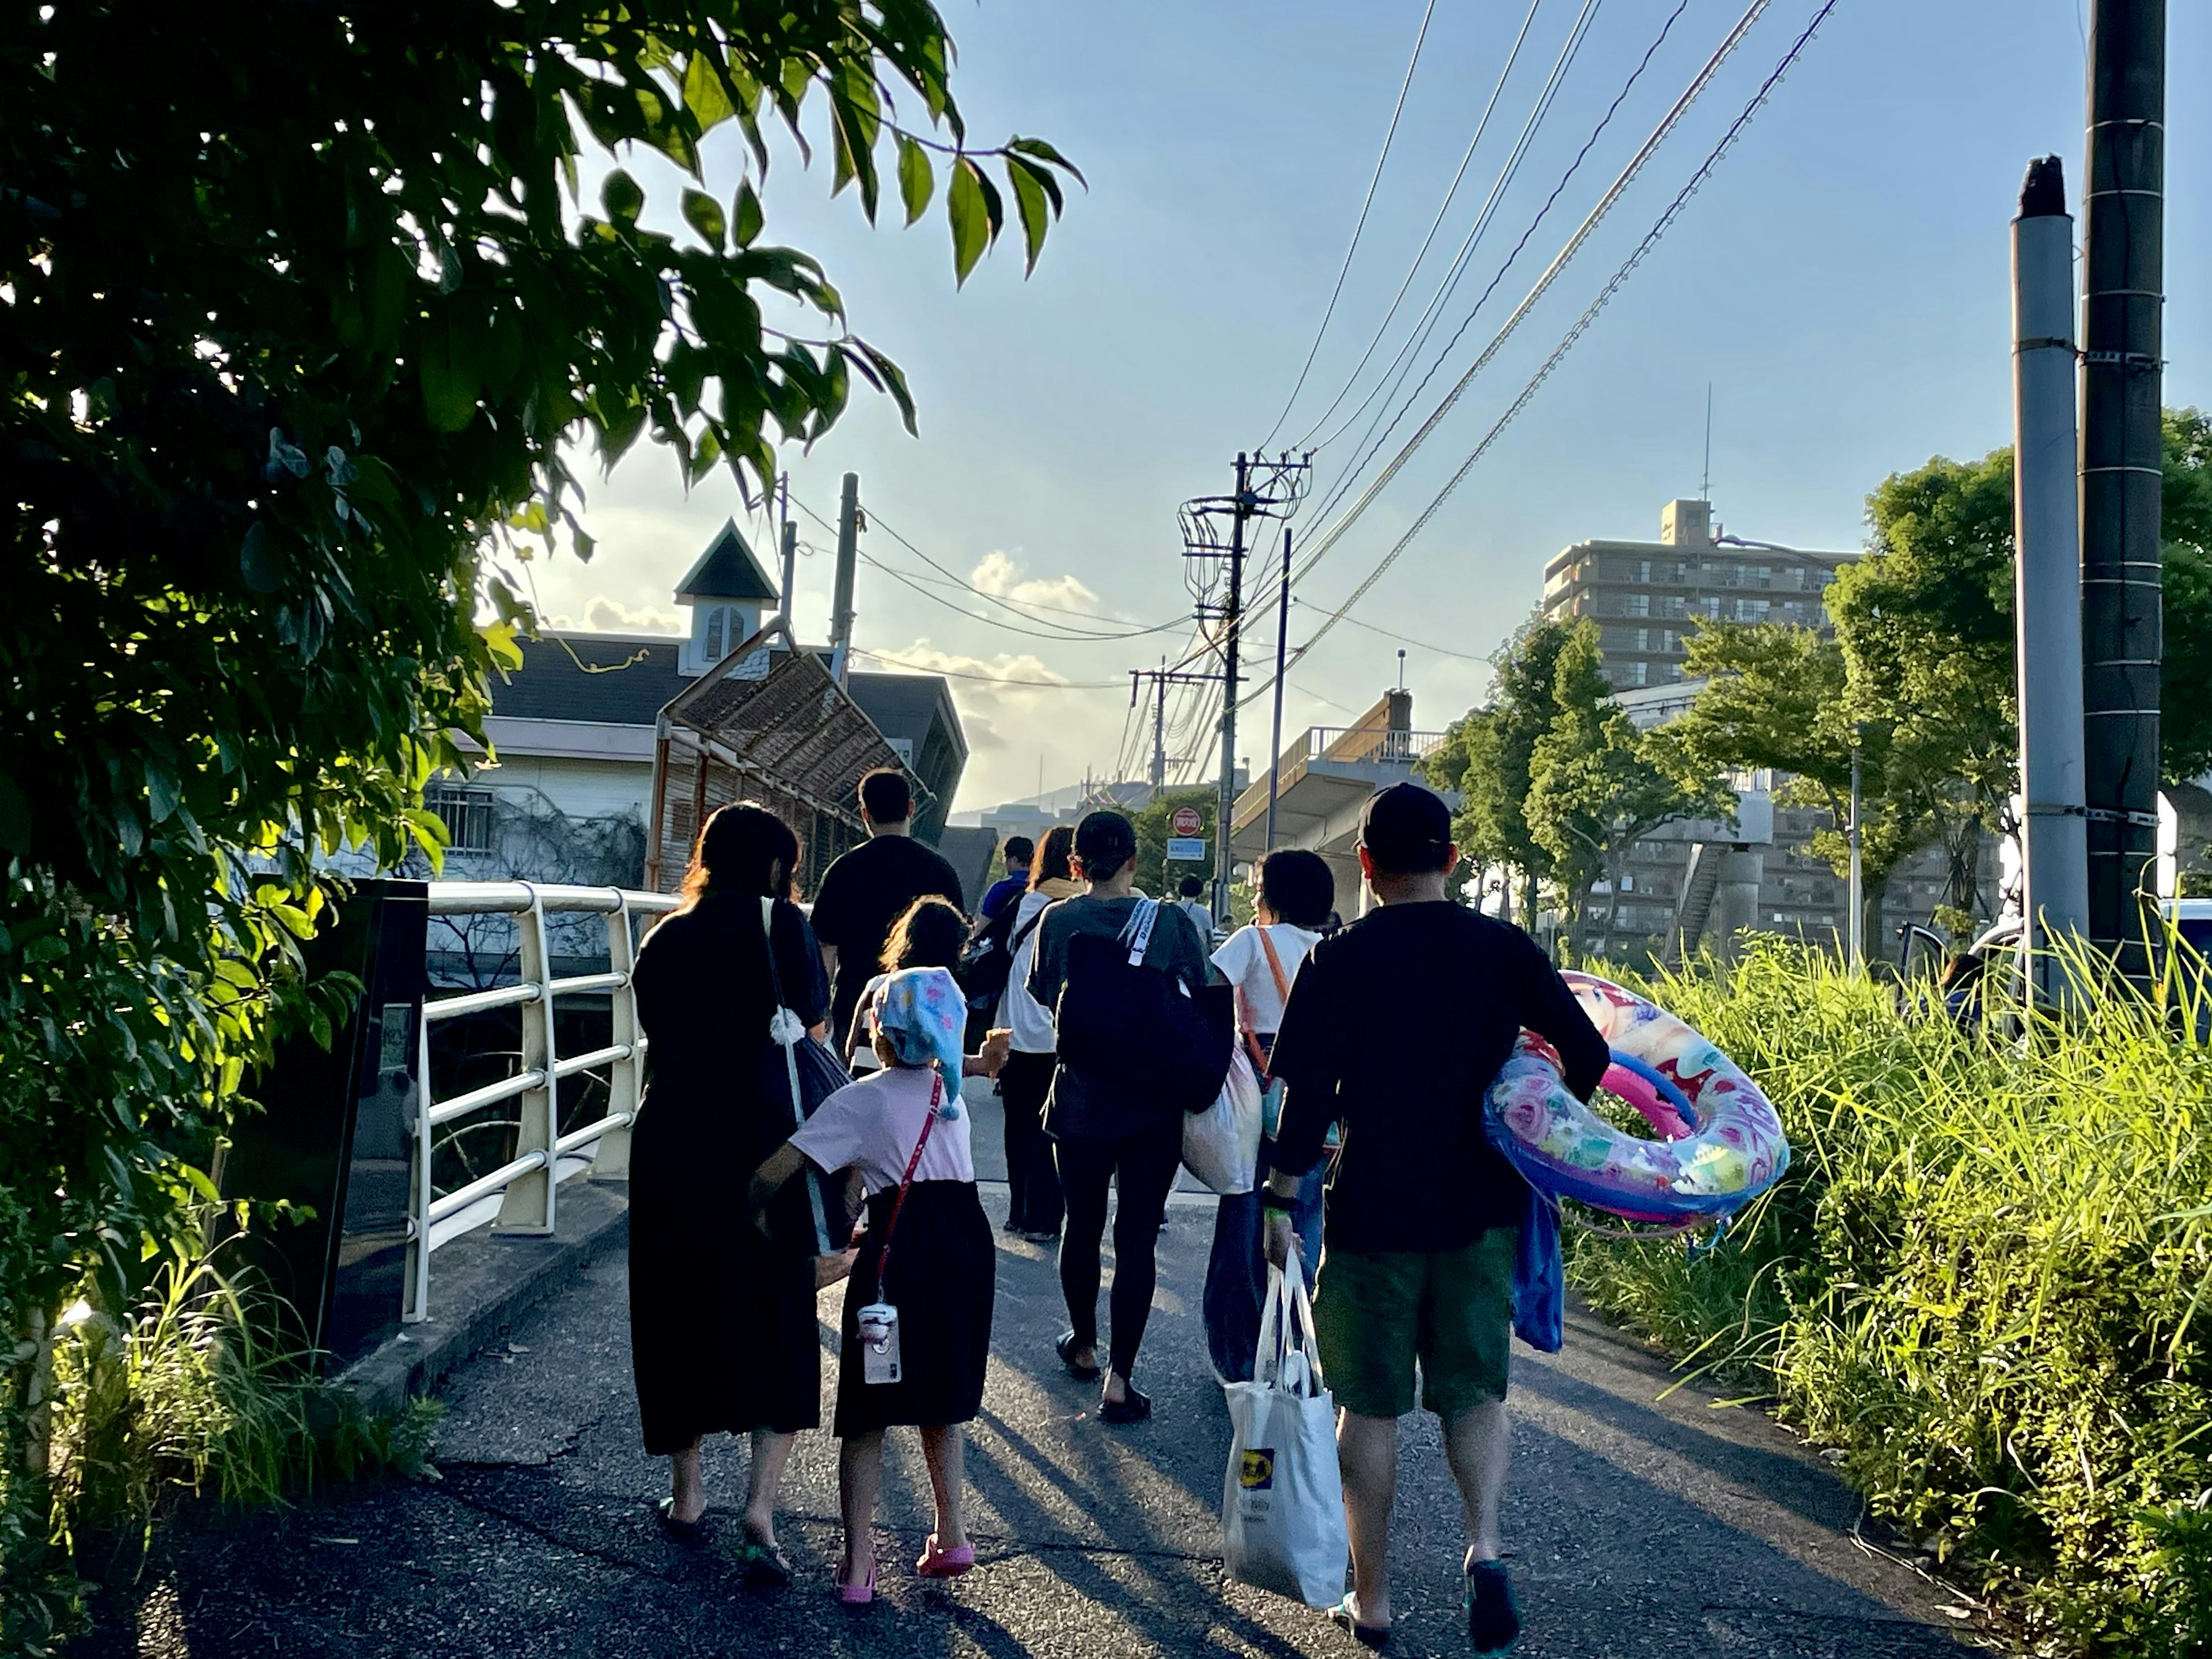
[1329, 1594, 1390, 1649]
[656, 1497, 708, 1544]
[1099, 1384, 1151, 1425]
[1055, 1331, 1100, 1381]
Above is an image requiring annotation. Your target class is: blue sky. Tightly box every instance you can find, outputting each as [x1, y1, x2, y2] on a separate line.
[528, 0, 2211, 811]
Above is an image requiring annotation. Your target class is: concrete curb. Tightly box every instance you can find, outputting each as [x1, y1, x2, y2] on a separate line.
[338, 1180, 630, 1418]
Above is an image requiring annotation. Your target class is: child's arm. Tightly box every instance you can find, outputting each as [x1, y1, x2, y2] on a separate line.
[748, 1142, 807, 1240]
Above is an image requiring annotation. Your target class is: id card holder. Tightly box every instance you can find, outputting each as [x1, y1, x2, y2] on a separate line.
[857, 1302, 902, 1385]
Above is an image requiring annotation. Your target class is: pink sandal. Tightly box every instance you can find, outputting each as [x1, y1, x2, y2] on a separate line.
[835, 1556, 877, 1606]
[916, 1534, 975, 1578]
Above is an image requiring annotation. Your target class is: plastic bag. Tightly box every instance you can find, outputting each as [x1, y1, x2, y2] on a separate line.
[1183, 1044, 1263, 1195]
[1221, 1256, 1349, 1608]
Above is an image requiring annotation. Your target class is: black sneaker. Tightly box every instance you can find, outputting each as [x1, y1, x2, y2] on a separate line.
[1464, 1558, 1519, 1654]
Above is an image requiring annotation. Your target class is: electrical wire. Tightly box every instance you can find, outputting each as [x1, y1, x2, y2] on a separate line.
[1315, 604, 1494, 661]
[1298, 0, 1706, 566]
[1287, 0, 1560, 452]
[1257, 0, 1440, 449]
[1249, 0, 1842, 711]
[849, 647, 1126, 690]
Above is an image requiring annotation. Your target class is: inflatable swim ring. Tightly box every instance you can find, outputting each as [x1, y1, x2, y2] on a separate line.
[1486, 973, 1789, 1221]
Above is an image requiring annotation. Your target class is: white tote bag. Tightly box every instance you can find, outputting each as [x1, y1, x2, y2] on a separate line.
[1221, 1256, 1349, 1607]
[1182, 1041, 1262, 1195]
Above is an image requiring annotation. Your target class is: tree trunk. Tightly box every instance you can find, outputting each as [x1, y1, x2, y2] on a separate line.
[1600, 848, 1626, 961]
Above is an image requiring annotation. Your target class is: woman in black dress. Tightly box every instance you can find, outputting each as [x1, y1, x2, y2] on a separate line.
[629, 802, 829, 1582]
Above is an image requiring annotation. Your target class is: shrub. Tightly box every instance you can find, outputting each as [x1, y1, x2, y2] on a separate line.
[1565, 940, 2212, 1655]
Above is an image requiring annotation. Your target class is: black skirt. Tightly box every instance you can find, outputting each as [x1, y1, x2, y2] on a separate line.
[835, 1181, 995, 1436]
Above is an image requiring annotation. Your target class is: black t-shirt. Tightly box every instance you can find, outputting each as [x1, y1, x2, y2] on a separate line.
[1268, 901, 1608, 1253]
[808, 834, 967, 1044]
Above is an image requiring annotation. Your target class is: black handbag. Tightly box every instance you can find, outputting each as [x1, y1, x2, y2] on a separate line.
[758, 897, 860, 1256]
[1054, 900, 1233, 1115]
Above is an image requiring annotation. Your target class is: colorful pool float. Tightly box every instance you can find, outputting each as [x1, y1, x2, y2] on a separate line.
[1486, 973, 1789, 1221]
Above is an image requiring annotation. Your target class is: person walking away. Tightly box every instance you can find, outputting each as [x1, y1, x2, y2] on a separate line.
[842, 896, 1006, 1075]
[1026, 809, 1213, 1423]
[1262, 783, 1606, 1653]
[811, 768, 965, 1056]
[627, 802, 832, 1585]
[748, 968, 996, 1605]
[994, 825, 1078, 1240]
[1200, 848, 1334, 1382]
[1175, 873, 1216, 942]
[978, 836, 1033, 922]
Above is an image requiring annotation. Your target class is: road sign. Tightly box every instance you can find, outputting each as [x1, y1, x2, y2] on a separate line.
[1165, 836, 1207, 863]
[1170, 806, 1204, 837]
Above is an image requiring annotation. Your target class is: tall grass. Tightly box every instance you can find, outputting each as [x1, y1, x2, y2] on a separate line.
[1566, 940, 2212, 1657]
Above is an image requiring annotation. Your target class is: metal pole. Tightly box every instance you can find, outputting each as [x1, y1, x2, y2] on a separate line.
[2012, 156, 2090, 999]
[1215, 453, 1249, 921]
[1266, 527, 1293, 851]
[830, 471, 860, 685]
[1847, 734, 1863, 967]
[2081, 0, 2165, 979]
[1153, 662, 1168, 791]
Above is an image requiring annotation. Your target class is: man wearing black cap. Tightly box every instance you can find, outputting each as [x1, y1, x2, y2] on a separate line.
[1262, 781, 1606, 1654]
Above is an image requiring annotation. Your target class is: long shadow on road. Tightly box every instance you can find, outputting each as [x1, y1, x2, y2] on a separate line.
[76, 1205, 1976, 1659]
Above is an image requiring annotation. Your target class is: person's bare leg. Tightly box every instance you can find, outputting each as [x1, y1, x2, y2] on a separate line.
[838, 1431, 885, 1587]
[1337, 1410, 1400, 1627]
[918, 1425, 969, 1550]
[1442, 1399, 1510, 1563]
[668, 1439, 706, 1524]
[744, 1429, 796, 1547]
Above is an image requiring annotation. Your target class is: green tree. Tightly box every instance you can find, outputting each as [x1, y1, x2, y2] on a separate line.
[2, 3, 1074, 1635]
[1524, 623, 1732, 957]
[2161, 407, 2212, 781]
[1423, 613, 1574, 924]
[1131, 786, 1217, 910]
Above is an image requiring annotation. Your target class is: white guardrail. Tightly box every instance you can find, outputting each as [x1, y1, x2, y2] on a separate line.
[407, 882, 677, 1322]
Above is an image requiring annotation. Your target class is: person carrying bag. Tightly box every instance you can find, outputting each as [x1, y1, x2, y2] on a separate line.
[1222, 1252, 1349, 1611]
[759, 896, 861, 1277]
[1025, 809, 1219, 1425]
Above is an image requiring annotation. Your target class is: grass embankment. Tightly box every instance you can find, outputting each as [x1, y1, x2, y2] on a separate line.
[1565, 942, 2212, 1656]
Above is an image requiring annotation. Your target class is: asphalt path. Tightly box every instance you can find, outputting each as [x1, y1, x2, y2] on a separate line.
[80, 1088, 1976, 1658]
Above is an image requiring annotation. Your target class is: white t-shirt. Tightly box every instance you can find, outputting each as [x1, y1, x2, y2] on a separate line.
[1175, 897, 1217, 941]
[789, 1066, 974, 1195]
[994, 889, 1058, 1054]
[1210, 922, 1321, 1036]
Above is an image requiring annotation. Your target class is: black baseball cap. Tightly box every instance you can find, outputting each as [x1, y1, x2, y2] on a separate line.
[1357, 782, 1453, 875]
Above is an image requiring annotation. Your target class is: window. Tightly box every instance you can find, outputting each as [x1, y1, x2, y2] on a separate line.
[1733, 597, 1768, 622]
[1626, 592, 1650, 618]
[1628, 660, 1649, 687]
[1636, 559, 1652, 583]
[704, 605, 726, 660]
[425, 784, 496, 854]
[1632, 627, 1650, 652]
[1660, 595, 1686, 619]
[1703, 597, 1723, 619]
[1749, 565, 1771, 588]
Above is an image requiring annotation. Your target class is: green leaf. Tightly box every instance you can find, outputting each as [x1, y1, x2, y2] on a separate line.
[1006, 158, 1050, 275]
[681, 52, 736, 132]
[681, 188, 726, 252]
[733, 179, 764, 248]
[1007, 135, 1088, 189]
[947, 157, 990, 287]
[601, 169, 645, 226]
[896, 135, 933, 226]
[850, 340, 917, 437]
[418, 319, 480, 433]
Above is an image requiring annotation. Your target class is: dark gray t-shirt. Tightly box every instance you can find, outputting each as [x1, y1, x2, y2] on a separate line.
[1027, 893, 1212, 1139]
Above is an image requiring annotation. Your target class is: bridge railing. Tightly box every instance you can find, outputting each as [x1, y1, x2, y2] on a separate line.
[408, 882, 676, 1323]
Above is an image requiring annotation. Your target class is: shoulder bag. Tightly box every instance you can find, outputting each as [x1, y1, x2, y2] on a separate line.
[760, 897, 859, 1257]
[1055, 899, 1234, 1116]
[854, 1070, 946, 1387]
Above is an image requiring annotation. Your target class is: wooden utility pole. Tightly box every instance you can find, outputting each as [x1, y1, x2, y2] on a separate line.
[2080, 0, 2165, 977]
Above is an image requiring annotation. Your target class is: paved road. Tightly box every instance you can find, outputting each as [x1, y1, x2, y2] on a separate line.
[82, 1093, 1976, 1658]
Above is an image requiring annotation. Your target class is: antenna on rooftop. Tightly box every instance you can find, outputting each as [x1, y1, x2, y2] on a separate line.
[1702, 382, 1714, 502]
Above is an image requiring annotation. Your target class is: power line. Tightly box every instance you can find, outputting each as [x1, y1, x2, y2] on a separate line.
[1257, 0, 1440, 449]
[849, 646, 1125, 690]
[1312, 603, 1493, 662]
[1251, 0, 1842, 710]
[1292, 0, 1578, 453]
[1297, 0, 1707, 570]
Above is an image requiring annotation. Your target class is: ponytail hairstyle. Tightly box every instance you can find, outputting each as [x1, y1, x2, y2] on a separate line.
[880, 894, 969, 972]
[677, 802, 801, 910]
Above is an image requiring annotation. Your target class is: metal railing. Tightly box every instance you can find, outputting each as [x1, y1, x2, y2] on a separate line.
[1302, 725, 1448, 767]
[407, 882, 676, 1322]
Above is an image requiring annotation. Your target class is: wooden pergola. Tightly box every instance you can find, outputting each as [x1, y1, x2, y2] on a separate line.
[643, 619, 923, 897]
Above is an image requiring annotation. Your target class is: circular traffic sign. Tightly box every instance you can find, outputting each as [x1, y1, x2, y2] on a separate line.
[1170, 806, 1204, 837]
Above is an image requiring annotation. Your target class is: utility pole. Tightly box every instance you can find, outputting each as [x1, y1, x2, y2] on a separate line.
[777, 475, 798, 627]
[1847, 730, 1863, 967]
[1265, 527, 1293, 852]
[1130, 662, 1212, 794]
[829, 471, 860, 685]
[2012, 155, 2090, 999]
[2080, 0, 2165, 979]
[1216, 452, 1250, 922]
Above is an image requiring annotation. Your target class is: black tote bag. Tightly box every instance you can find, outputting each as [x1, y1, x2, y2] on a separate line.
[1054, 900, 1233, 1115]
[759, 898, 860, 1256]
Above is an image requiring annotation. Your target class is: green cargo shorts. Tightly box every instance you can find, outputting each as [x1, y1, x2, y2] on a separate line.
[1312, 1228, 1518, 1420]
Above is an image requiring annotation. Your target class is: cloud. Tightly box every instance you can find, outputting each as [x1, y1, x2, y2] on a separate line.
[547, 596, 684, 635]
[967, 551, 1098, 615]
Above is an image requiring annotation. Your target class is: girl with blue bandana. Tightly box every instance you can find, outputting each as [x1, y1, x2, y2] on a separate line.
[749, 965, 997, 1604]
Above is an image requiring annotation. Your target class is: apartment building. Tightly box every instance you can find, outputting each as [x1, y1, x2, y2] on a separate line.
[1540, 497, 1855, 690]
